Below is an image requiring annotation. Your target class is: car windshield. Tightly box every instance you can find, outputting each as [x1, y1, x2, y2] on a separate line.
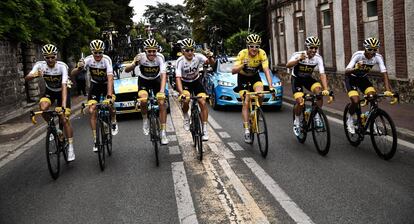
[217, 59, 235, 73]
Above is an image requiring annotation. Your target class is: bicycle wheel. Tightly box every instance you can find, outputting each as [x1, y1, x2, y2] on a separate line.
[311, 108, 330, 156]
[343, 104, 362, 146]
[369, 109, 397, 160]
[61, 140, 69, 164]
[150, 113, 159, 166]
[97, 119, 106, 171]
[248, 112, 255, 145]
[46, 128, 60, 180]
[196, 113, 203, 161]
[292, 106, 307, 143]
[255, 108, 268, 158]
[106, 116, 112, 156]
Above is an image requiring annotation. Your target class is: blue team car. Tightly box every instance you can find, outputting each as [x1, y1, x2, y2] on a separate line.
[114, 62, 169, 114]
[202, 56, 283, 110]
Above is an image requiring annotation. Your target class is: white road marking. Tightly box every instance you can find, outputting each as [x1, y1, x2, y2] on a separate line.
[208, 116, 222, 130]
[228, 142, 245, 151]
[243, 158, 314, 224]
[218, 159, 269, 223]
[203, 158, 244, 223]
[168, 135, 178, 142]
[172, 162, 199, 224]
[169, 146, 181, 155]
[167, 114, 175, 132]
[208, 142, 235, 159]
[218, 131, 231, 138]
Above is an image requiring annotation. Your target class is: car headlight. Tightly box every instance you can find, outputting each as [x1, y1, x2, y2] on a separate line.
[218, 80, 235, 87]
[272, 81, 282, 87]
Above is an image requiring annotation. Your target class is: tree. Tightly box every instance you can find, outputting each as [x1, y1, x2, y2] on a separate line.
[184, 0, 208, 43]
[225, 30, 250, 56]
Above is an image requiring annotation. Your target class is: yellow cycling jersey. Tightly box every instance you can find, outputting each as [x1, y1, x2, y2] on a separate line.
[234, 49, 269, 76]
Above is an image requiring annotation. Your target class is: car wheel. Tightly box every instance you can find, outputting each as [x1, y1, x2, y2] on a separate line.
[211, 89, 220, 110]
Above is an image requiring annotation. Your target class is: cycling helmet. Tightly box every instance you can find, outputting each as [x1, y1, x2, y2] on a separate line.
[180, 38, 195, 49]
[305, 36, 321, 48]
[363, 37, 380, 49]
[246, 34, 261, 45]
[41, 44, 58, 55]
[89, 39, 105, 51]
[143, 39, 159, 50]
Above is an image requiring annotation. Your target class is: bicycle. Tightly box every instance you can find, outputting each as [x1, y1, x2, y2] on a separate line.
[292, 91, 334, 156]
[137, 89, 162, 166]
[30, 110, 69, 180]
[242, 89, 275, 158]
[181, 93, 209, 161]
[343, 92, 399, 160]
[82, 100, 113, 171]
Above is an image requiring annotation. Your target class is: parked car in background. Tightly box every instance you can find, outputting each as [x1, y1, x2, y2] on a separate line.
[202, 56, 283, 110]
[113, 62, 170, 115]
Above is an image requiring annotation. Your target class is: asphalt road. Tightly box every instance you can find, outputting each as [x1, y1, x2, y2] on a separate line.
[0, 97, 413, 224]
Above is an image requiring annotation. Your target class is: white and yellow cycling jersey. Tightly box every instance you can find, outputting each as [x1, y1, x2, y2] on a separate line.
[30, 61, 69, 92]
[288, 51, 325, 78]
[346, 51, 386, 77]
[176, 53, 207, 82]
[135, 52, 166, 80]
[84, 54, 113, 84]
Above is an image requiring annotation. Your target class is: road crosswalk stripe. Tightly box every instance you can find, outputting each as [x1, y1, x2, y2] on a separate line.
[218, 131, 231, 138]
[242, 157, 315, 224]
[172, 162, 199, 224]
[228, 142, 245, 151]
[208, 116, 222, 129]
[208, 142, 235, 159]
[169, 145, 181, 155]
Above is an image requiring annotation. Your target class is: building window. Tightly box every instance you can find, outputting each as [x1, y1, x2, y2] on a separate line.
[322, 10, 331, 27]
[298, 17, 304, 31]
[278, 18, 284, 35]
[367, 0, 377, 17]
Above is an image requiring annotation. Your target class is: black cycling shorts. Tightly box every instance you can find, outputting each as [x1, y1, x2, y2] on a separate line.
[345, 75, 374, 94]
[182, 78, 206, 96]
[138, 76, 161, 94]
[88, 82, 108, 102]
[40, 89, 71, 108]
[291, 76, 319, 93]
[236, 73, 263, 92]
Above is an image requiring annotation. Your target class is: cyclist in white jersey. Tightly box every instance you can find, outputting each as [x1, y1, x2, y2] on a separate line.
[344, 37, 395, 134]
[71, 39, 118, 152]
[124, 39, 169, 145]
[25, 44, 75, 161]
[175, 38, 214, 141]
[286, 36, 331, 136]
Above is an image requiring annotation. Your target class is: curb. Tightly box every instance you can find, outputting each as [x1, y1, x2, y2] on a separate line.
[282, 96, 414, 143]
[0, 101, 85, 163]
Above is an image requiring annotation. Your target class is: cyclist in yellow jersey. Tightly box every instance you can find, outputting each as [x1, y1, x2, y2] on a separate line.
[232, 34, 274, 143]
[25, 44, 75, 161]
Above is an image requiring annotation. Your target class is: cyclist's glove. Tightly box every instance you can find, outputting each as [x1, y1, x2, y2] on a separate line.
[322, 89, 330, 96]
[156, 92, 166, 100]
[55, 107, 64, 114]
[384, 91, 393, 97]
[102, 95, 113, 105]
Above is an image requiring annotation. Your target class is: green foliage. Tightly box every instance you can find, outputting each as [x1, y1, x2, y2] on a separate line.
[225, 30, 250, 56]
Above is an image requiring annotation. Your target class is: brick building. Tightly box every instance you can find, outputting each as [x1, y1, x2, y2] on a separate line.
[267, 0, 414, 102]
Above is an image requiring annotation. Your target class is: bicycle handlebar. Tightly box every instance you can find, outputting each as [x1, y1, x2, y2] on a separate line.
[30, 110, 61, 124]
[360, 92, 399, 106]
[81, 102, 112, 115]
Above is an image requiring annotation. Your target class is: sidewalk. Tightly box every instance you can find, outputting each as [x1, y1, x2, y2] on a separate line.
[0, 95, 87, 162]
[282, 82, 414, 143]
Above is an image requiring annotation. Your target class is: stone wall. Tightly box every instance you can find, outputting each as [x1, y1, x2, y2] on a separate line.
[274, 66, 414, 103]
[0, 41, 43, 123]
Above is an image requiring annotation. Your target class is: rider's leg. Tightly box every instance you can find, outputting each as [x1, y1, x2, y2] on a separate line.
[311, 82, 323, 108]
[138, 90, 149, 135]
[88, 102, 98, 143]
[253, 81, 264, 105]
[39, 98, 51, 122]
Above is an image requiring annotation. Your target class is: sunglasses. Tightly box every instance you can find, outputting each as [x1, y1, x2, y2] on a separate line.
[309, 46, 318, 50]
[93, 51, 104, 55]
[248, 45, 260, 49]
[366, 48, 378, 52]
[45, 56, 56, 60]
[184, 49, 194, 53]
[146, 50, 157, 54]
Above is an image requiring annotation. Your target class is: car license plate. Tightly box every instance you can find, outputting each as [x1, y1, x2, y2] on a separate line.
[119, 101, 135, 107]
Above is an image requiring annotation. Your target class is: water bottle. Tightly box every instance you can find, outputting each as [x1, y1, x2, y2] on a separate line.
[361, 111, 370, 126]
[304, 107, 311, 121]
[56, 128, 64, 142]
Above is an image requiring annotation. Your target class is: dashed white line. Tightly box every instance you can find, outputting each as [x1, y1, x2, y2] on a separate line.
[208, 116, 222, 130]
[218, 131, 231, 138]
[208, 142, 235, 159]
[168, 134, 178, 142]
[172, 162, 199, 224]
[242, 157, 314, 224]
[227, 142, 245, 151]
[169, 146, 181, 155]
[219, 159, 269, 224]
